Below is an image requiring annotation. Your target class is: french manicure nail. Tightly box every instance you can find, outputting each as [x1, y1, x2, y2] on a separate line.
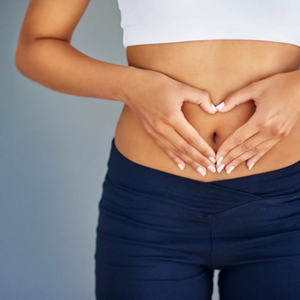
[197, 166, 206, 176]
[226, 166, 235, 174]
[209, 157, 216, 164]
[178, 163, 185, 171]
[208, 165, 216, 173]
[248, 163, 254, 170]
[216, 102, 225, 111]
[217, 164, 225, 173]
[216, 157, 223, 167]
[211, 104, 218, 112]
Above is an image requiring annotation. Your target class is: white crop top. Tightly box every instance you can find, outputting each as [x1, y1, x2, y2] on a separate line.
[117, 0, 300, 48]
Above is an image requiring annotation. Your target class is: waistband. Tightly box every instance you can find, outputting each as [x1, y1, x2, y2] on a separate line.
[106, 139, 300, 209]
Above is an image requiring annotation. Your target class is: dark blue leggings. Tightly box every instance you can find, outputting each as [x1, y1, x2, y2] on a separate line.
[94, 139, 300, 300]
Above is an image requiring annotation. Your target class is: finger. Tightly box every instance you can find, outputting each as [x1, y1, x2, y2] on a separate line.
[153, 135, 210, 176]
[222, 135, 280, 174]
[173, 111, 216, 161]
[221, 130, 269, 167]
[153, 116, 218, 173]
[157, 128, 216, 173]
[146, 113, 216, 175]
[216, 82, 260, 112]
[216, 116, 259, 166]
[185, 88, 218, 114]
[245, 137, 281, 171]
[154, 138, 186, 171]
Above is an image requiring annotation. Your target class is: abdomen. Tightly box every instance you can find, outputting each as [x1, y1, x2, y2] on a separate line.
[114, 40, 300, 182]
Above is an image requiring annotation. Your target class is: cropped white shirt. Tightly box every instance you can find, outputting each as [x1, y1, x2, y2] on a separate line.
[117, 0, 300, 48]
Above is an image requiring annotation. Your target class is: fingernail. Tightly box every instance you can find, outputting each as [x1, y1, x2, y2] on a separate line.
[248, 163, 254, 170]
[226, 166, 235, 174]
[208, 165, 216, 173]
[197, 166, 206, 176]
[209, 157, 216, 164]
[216, 102, 225, 111]
[216, 157, 223, 167]
[217, 164, 225, 173]
[211, 104, 218, 112]
[177, 163, 185, 171]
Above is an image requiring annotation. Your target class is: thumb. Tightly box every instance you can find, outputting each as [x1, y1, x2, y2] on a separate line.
[216, 82, 258, 112]
[185, 88, 217, 114]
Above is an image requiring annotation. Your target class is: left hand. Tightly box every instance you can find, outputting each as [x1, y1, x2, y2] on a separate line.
[215, 70, 300, 174]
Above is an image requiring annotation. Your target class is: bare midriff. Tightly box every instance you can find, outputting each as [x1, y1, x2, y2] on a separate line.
[114, 40, 300, 182]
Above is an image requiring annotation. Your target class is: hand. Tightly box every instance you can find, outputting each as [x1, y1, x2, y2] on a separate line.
[121, 67, 218, 176]
[215, 70, 300, 174]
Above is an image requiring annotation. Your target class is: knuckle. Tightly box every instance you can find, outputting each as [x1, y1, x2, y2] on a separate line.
[251, 146, 260, 155]
[270, 124, 288, 137]
[151, 121, 163, 134]
[179, 143, 193, 155]
[241, 142, 252, 152]
[161, 112, 175, 125]
[172, 147, 180, 155]
[233, 134, 244, 145]
[186, 136, 199, 148]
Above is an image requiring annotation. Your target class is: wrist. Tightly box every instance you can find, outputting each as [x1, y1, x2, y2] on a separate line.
[117, 66, 164, 107]
[117, 66, 144, 106]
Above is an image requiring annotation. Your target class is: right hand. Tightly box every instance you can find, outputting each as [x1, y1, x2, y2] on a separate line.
[120, 67, 218, 176]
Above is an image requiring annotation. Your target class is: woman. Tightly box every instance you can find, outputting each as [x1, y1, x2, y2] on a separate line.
[15, 0, 300, 299]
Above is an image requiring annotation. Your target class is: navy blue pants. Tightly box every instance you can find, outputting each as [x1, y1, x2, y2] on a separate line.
[94, 139, 300, 300]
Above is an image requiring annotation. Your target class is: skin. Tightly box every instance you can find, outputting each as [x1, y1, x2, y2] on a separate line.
[15, 0, 300, 182]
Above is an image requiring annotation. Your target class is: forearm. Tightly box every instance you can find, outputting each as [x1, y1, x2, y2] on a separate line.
[15, 38, 136, 104]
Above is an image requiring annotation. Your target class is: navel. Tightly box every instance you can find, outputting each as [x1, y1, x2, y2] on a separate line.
[212, 132, 217, 144]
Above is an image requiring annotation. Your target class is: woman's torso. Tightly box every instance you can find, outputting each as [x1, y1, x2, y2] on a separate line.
[114, 40, 300, 182]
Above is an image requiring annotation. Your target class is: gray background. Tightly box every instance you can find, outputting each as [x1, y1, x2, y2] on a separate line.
[0, 0, 220, 299]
